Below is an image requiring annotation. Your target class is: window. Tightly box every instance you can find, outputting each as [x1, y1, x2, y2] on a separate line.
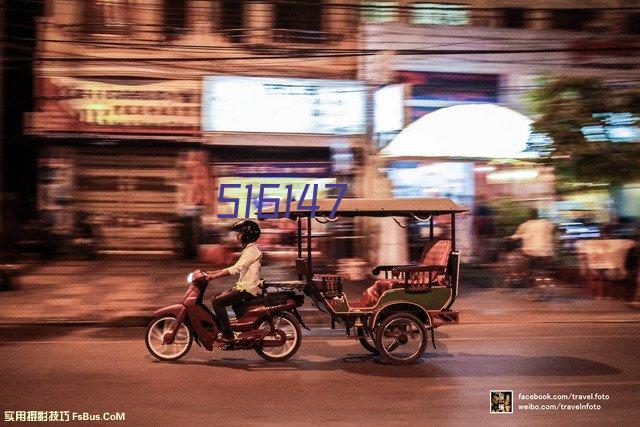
[551, 9, 596, 31]
[362, 2, 398, 23]
[163, 0, 187, 39]
[412, 3, 469, 26]
[502, 8, 525, 29]
[220, 0, 245, 43]
[627, 13, 640, 34]
[83, 0, 130, 35]
[274, 0, 324, 43]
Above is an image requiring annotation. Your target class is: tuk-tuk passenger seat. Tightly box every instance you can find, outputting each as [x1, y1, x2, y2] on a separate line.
[350, 239, 453, 308]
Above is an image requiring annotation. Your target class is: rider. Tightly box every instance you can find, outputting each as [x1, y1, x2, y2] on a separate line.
[208, 220, 262, 342]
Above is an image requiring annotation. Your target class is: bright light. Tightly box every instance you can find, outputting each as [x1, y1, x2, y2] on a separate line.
[486, 169, 539, 182]
[374, 84, 404, 133]
[202, 76, 366, 134]
[381, 104, 537, 159]
[473, 166, 497, 172]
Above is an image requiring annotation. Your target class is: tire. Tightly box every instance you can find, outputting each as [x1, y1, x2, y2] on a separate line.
[356, 327, 379, 355]
[145, 316, 193, 361]
[375, 312, 427, 365]
[255, 312, 302, 362]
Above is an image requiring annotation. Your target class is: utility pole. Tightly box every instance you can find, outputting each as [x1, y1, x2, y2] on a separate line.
[0, 0, 5, 262]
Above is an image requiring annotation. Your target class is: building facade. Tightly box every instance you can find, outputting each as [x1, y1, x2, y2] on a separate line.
[360, 0, 640, 259]
[28, 0, 364, 256]
[27, 0, 640, 261]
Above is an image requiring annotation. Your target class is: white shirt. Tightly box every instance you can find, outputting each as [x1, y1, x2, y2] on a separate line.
[225, 243, 262, 296]
[512, 219, 555, 258]
[576, 239, 636, 280]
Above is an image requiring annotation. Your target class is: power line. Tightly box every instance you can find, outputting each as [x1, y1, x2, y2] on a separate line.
[9, 20, 635, 49]
[1, 45, 632, 62]
[9, 0, 640, 13]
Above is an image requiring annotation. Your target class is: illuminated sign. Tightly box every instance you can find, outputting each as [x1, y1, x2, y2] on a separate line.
[411, 3, 469, 26]
[582, 112, 640, 143]
[374, 84, 404, 133]
[362, 2, 398, 23]
[213, 162, 331, 178]
[202, 76, 366, 134]
[29, 77, 200, 135]
[398, 71, 500, 122]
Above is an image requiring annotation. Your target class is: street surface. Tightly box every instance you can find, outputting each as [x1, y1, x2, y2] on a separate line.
[1, 322, 639, 426]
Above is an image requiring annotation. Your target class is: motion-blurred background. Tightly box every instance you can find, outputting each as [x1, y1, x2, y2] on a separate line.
[1, 0, 639, 308]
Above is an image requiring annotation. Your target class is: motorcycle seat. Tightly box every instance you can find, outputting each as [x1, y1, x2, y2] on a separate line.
[233, 290, 303, 318]
[237, 291, 297, 309]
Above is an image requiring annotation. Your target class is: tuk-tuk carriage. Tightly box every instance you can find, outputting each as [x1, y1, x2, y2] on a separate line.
[264, 197, 467, 365]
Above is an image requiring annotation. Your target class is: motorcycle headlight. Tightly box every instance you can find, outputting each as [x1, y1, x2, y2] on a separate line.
[187, 272, 194, 283]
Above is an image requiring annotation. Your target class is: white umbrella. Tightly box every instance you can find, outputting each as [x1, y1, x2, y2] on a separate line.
[380, 104, 537, 159]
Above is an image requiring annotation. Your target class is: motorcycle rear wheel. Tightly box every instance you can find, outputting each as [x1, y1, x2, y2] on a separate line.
[255, 312, 302, 362]
[145, 316, 193, 361]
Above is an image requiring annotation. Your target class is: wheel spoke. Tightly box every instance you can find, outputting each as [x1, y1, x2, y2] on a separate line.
[386, 339, 401, 353]
[147, 317, 191, 360]
[257, 317, 298, 359]
[380, 317, 424, 362]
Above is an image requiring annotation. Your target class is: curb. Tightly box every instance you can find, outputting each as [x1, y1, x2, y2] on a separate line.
[2, 311, 640, 328]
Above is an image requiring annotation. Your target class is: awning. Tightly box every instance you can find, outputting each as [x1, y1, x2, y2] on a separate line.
[380, 104, 537, 160]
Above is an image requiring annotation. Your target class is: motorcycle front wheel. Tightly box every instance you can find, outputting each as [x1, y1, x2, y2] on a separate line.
[145, 316, 193, 361]
[255, 312, 302, 362]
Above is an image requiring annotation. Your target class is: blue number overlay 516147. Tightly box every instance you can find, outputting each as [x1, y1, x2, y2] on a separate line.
[217, 183, 347, 219]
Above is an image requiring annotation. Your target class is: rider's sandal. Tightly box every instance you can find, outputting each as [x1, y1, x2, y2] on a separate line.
[218, 331, 241, 343]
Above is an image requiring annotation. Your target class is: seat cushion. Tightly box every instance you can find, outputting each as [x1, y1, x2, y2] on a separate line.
[421, 240, 452, 267]
[351, 279, 403, 308]
[353, 240, 452, 308]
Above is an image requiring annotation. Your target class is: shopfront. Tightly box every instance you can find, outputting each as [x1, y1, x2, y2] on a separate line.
[29, 74, 367, 257]
[379, 101, 551, 261]
[199, 76, 366, 266]
[29, 76, 204, 255]
[199, 147, 339, 265]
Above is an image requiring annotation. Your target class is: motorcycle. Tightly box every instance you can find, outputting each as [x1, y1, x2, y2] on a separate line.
[145, 270, 307, 362]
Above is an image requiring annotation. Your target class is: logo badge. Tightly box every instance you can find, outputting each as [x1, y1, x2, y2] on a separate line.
[490, 390, 514, 414]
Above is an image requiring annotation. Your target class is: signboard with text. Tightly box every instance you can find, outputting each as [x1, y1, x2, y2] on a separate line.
[28, 77, 201, 136]
[202, 76, 366, 135]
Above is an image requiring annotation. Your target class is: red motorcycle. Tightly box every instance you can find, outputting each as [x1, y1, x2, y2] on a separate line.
[145, 270, 307, 362]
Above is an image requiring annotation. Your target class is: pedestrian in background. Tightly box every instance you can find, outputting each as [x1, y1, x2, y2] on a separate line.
[510, 208, 556, 282]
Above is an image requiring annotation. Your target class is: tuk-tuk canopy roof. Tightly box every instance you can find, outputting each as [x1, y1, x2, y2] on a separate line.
[266, 197, 467, 218]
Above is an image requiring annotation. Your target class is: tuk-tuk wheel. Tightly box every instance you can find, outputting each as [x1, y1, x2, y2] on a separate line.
[356, 327, 378, 355]
[375, 312, 427, 365]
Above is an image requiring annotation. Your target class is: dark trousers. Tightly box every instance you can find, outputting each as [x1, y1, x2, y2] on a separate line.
[211, 288, 252, 336]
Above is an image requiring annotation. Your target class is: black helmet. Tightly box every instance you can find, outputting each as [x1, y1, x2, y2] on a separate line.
[230, 220, 261, 246]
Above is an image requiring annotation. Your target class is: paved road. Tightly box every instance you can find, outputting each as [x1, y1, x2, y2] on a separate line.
[1, 323, 639, 426]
